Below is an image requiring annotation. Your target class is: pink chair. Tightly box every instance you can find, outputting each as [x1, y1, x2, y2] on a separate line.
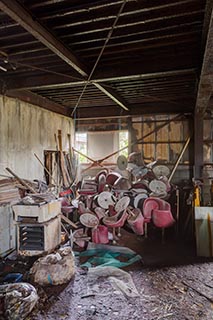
[127, 208, 144, 235]
[143, 197, 175, 240]
[92, 225, 109, 244]
[152, 209, 175, 228]
[103, 209, 128, 244]
[143, 197, 160, 222]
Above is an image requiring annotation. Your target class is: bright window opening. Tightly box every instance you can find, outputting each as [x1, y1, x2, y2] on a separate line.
[75, 132, 88, 163]
[119, 131, 128, 158]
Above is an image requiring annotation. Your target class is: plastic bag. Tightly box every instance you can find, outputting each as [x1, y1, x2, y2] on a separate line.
[0, 282, 38, 320]
[30, 247, 75, 286]
[78, 243, 142, 268]
[87, 266, 139, 298]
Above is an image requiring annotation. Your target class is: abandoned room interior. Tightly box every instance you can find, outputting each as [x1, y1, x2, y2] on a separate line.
[0, 0, 213, 319]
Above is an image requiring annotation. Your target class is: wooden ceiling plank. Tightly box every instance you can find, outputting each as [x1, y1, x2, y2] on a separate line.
[0, 0, 88, 77]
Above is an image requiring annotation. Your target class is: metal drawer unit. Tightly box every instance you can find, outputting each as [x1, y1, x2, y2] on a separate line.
[17, 216, 61, 256]
[19, 225, 44, 251]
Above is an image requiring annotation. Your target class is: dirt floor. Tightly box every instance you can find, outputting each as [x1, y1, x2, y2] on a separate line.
[29, 229, 213, 320]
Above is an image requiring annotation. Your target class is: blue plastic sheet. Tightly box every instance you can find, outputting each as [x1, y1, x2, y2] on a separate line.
[77, 244, 142, 268]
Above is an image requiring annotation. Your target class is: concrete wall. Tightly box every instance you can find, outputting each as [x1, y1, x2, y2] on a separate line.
[0, 95, 74, 180]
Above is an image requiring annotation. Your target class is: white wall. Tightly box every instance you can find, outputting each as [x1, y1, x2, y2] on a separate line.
[87, 131, 119, 162]
[0, 95, 74, 180]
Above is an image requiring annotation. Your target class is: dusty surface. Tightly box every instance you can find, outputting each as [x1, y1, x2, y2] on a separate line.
[30, 231, 213, 320]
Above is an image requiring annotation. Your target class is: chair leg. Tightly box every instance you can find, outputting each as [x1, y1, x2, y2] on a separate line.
[144, 223, 148, 238]
[161, 228, 165, 244]
[112, 228, 117, 244]
[117, 227, 121, 237]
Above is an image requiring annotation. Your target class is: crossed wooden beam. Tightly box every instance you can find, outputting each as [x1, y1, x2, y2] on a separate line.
[73, 114, 183, 173]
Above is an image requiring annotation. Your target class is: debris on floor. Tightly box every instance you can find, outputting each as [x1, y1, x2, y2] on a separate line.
[78, 243, 142, 268]
[30, 259, 213, 320]
[87, 266, 139, 298]
[30, 247, 75, 286]
[0, 282, 38, 320]
[0, 146, 212, 320]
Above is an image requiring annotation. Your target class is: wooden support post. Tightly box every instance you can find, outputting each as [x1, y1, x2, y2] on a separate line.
[58, 130, 70, 187]
[127, 117, 133, 155]
[194, 112, 204, 179]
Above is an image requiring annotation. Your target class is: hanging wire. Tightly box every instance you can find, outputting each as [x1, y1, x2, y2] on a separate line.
[71, 0, 127, 117]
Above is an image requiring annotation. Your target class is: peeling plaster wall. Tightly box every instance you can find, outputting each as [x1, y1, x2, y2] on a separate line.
[0, 95, 74, 180]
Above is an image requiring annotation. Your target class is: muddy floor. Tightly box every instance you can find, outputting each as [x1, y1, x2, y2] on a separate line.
[30, 230, 213, 320]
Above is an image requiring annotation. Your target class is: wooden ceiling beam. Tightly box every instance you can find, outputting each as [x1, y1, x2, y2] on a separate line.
[5, 89, 70, 117]
[195, 8, 213, 114]
[73, 102, 193, 119]
[93, 83, 129, 111]
[0, 0, 88, 77]
[5, 68, 197, 91]
[0, 0, 132, 113]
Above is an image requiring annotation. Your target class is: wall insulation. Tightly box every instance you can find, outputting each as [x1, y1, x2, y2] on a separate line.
[0, 95, 74, 181]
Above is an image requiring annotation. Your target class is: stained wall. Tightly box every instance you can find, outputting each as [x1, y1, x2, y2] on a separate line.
[0, 95, 74, 180]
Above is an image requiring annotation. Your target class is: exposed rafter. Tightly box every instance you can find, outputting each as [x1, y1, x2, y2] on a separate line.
[0, 0, 88, 77]
[5, 68, 197, 91]
[75, 102, 193, 120]
[6, 89, 70, 116]
[93, 83, 129, 111]
[0, 0, 131, 114]
[0, 0, 206, 118]
[195, 8, 213, 114]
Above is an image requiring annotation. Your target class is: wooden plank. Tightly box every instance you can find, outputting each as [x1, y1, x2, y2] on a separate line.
[93, 83, 129, 111]
[57, 130, 70, 187]
[5, 167, 37, 194]
[60, 214, 78, 229]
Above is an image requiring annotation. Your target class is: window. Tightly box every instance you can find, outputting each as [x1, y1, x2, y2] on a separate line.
[75, 132, 88, 163]
[119, 131, 128, 158]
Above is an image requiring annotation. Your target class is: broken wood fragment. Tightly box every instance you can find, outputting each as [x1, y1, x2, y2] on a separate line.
[5, 167, 37, 194]
[60, 214, 78, 229]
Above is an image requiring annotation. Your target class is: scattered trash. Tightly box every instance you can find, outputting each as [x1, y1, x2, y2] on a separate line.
[30, 247, 75, 286]
[87, 266, 139, 298]
[78, 243, 142, 268]
[2, 273, 23, 284]
[0, 282, 38, 320]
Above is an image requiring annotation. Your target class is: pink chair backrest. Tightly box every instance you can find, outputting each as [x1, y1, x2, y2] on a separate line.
[152, 209, 175, 228]
[143, 198, 160, 221]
